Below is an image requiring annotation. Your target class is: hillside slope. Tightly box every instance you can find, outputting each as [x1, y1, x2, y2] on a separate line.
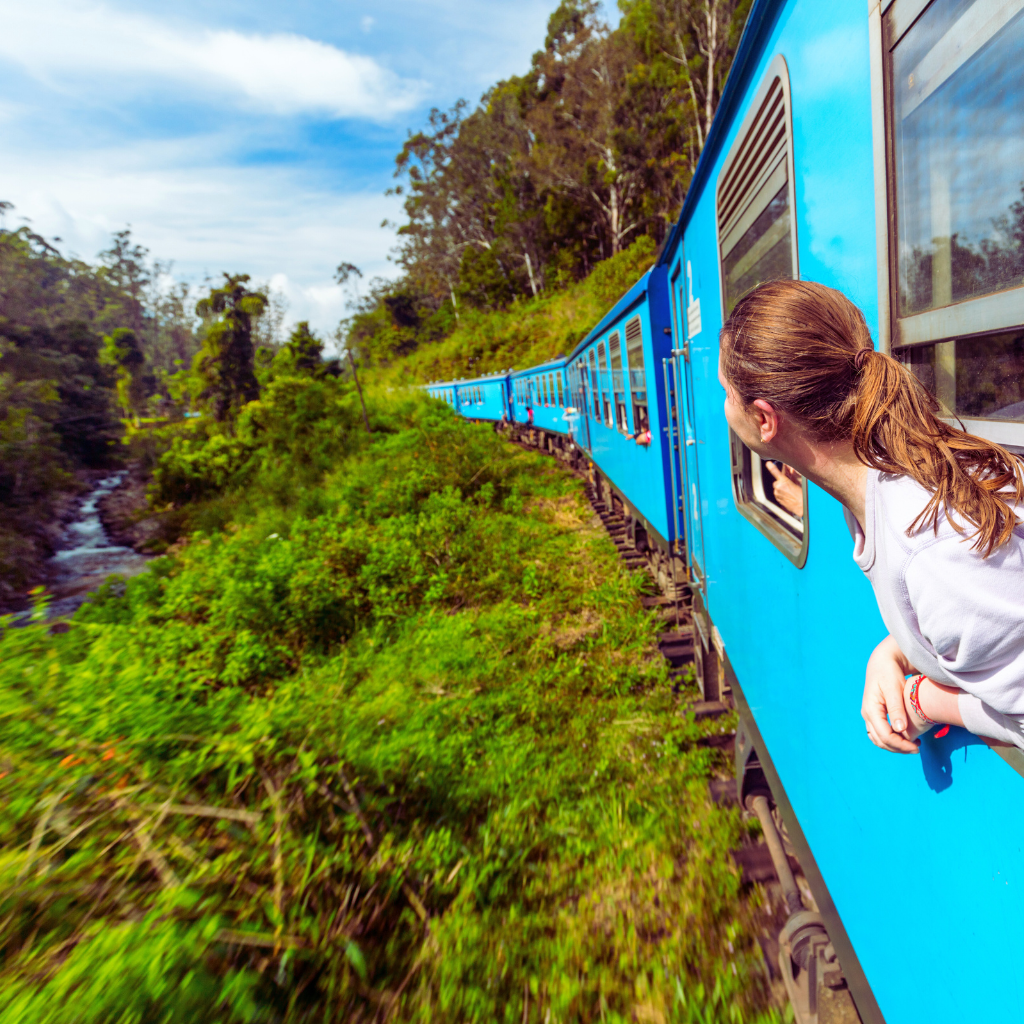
[380, 236, 658, 385]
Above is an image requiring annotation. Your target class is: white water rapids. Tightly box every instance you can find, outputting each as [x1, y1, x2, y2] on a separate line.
[45, 472, 151, 618]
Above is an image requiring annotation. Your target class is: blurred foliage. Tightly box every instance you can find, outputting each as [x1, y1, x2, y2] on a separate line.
[0, 389, 782, 1022]
[100, 328, 146, 425]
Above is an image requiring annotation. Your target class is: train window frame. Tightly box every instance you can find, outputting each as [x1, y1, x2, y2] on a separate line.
[878, 0, 1024, 449]
[608, 330, 629, 432]
[596, 342, 610, 426]
[625, 316, 648, 433]
[715, 53, 809, 568]
[588, 350, 600, 420]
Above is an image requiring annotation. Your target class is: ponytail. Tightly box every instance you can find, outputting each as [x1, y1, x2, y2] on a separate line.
[721, 280, 1024, 556]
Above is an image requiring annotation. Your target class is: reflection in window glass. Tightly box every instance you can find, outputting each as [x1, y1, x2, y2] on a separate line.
[722, 184, 793, 315]
[896, 329, 1024, 420]
[893, 0, 1024, 316]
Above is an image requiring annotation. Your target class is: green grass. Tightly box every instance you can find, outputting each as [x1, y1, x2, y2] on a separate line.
[0, 391, 782, 1022]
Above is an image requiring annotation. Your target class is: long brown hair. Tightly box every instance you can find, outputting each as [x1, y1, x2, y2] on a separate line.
[720, 279, 1024, 555]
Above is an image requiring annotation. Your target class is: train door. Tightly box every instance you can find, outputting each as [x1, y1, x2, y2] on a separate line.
[576, 362, 592, 450]
[664, 268, 687, 560]
[674, 259, 707, 597]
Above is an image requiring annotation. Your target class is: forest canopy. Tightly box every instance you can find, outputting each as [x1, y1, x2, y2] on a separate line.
[345, 0, 749, 367]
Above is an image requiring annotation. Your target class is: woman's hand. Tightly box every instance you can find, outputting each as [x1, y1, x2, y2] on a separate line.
[766, 462, 804, 518]
[862, 635, 920, 753]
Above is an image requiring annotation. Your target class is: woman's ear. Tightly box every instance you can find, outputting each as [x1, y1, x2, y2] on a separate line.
[752, 399, 780, 444]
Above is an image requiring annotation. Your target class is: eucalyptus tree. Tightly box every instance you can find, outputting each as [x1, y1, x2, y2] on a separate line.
[193, 275, 267, 422]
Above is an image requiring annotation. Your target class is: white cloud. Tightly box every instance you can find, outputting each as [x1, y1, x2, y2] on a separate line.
[0, 0, 424, 119]
[0, 136, 401, 335]
[361, 16, 375, 34]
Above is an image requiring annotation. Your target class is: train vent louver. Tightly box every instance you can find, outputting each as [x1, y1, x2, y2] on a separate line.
[625, 317, 642, 345]
[716, 75, 786, 242]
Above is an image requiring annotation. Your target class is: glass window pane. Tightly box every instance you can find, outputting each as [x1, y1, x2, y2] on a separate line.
[897, 328, 1024, 420]
[722, 182, 793, 315]
[893, 0, 1024, 317]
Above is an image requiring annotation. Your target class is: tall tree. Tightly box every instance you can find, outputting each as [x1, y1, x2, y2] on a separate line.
[193, 275, 267, 422]
[275, 321, 325, 377]
[529, 1, 646, 258]
[98, 228, 150, 335]
[621, 0, 751, 154]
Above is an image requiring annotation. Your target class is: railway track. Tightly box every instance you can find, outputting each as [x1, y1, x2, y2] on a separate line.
[498, 420, 863, 1022]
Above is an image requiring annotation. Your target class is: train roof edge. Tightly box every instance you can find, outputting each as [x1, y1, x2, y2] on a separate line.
[567, 268, 658, 362]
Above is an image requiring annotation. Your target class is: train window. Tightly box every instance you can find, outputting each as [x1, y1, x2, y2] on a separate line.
[597, 342, 613, 426]
[608, 331, 629, 432]
[557, 374, 564, 406]
[717, 56, 808, 567]
[588, 350, 600, 419]
[729, 435, 809, 566]
[885, 0, 1024, 447]
[625, 316, 648, 432]
[717, 57, 796, 316]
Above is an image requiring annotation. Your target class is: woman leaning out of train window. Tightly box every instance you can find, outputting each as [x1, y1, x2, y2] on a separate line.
[718, 279, 1024, 754]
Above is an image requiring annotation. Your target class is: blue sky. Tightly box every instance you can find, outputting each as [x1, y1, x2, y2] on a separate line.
[0, 0, 600, 336]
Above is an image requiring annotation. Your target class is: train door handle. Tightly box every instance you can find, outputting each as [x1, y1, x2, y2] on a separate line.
[685, 439, 695, 446]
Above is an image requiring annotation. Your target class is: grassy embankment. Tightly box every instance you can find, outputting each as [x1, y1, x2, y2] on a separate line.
[382, 237, 659, 386]
[0, 249, 786, 1022]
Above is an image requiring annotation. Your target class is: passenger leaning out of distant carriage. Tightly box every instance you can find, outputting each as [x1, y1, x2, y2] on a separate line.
[718, 279, 1024, 753]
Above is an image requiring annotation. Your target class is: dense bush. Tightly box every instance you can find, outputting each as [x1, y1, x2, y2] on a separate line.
[0, 391, 782, 1023]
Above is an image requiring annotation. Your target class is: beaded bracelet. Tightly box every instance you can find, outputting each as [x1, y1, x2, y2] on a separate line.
[907, 674, 936, 725]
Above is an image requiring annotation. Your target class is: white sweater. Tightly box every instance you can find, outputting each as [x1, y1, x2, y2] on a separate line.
[851, 469, 1024, 718]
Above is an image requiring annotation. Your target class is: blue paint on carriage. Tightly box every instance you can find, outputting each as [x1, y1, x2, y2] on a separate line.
[660, 1, 1024, 1022]
[565, 269, 677, 545]
[508, 358, 570, 434]
[428, 374, 510, 423]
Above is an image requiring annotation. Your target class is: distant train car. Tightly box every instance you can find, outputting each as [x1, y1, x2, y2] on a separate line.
[564, 268, 685, 594]
[431, 373, 509, 423]
[509, 358, 569, 434]
[658, 0, 1024, 1022]
[425, 382, 459, 411]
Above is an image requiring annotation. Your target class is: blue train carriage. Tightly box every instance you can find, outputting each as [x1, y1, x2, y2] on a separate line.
[563, 268, 685, 595]
[659, 0, 1024, 1022]
[430, 372, 510, 423]
[425, 382, 459, 412]
[508, 358, 570, 434]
